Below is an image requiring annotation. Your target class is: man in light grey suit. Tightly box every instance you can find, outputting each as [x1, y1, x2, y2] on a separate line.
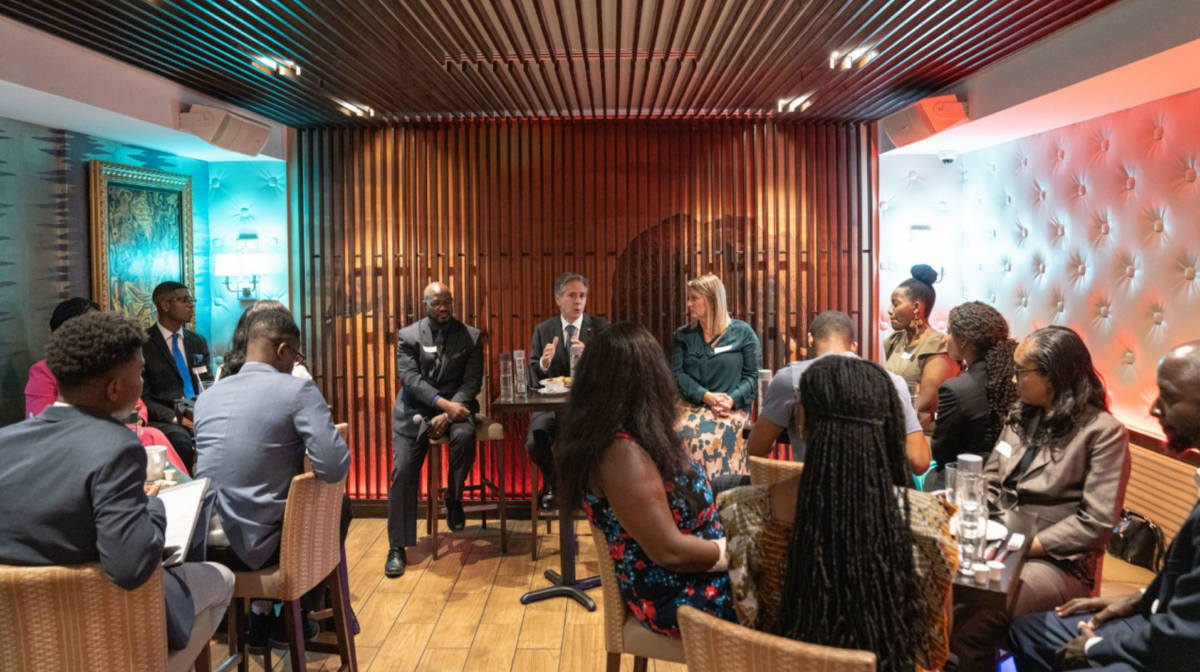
[386, 282, 484, 578]
[195, 306, 350, 649]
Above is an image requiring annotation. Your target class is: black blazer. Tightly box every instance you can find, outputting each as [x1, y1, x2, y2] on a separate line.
[142, 324, 213, 424]
[392, 317, 484, 438]
[931, 364, 998, 467]
[527, 314, 608, 388]
[1088, 498, 1200, 671]
[0, 405, 195, 649]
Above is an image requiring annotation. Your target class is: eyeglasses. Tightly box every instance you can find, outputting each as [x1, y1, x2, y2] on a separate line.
[1013, 367, 1042, 377]
[169, 295, 196, 305]
[425, 298, 453, 309]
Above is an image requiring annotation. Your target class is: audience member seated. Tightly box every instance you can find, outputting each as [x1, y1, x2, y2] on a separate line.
[931, 301, 1018, 478]
[195, 307, 351, 651]
[723, 356, 957, 672]
[950, 326, 1131, 671]
[747, 310, 930, 473]
[25, 296, 187, 473]
[386, 282, 484, 578]
[560, 321, 735, 637]
[25, 297, 98, 417]
[883, 264, 960, 436]
[672, 273, 762, 484]
[1009, 340, 1200, 672]
[0, 311, 233, 672]
[524, 272, 607, 511]
[142, 281, 213, 469]
[215, 299, 313, 381]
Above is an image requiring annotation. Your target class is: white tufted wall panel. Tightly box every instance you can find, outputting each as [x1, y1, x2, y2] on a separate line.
[948, 88, 1200, 437]
[877, 154, 967, 353]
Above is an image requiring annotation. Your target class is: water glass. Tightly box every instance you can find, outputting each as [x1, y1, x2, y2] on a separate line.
[513, 350, 527, 397]
[755, 369, 773, 419]
[569, 341, 583, 378]
[956, 471, 988, 574]
[499, 353, 514, 401]
[944, 462, 958, 504]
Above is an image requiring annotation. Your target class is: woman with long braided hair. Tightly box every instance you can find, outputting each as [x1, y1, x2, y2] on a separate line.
[772, 356, 956, 671]
[932, 301, 1019, 470]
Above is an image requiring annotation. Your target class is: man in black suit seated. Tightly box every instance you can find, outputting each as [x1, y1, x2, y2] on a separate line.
[385, 282, 484, 578]
[1008, 340, 1200, 672]
[0, 311, 233, 672]
[141, 281, 213, 469]
[525, 272, 607, 511]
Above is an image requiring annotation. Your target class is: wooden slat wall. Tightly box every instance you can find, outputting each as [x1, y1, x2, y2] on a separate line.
[291, 119, 879, 500]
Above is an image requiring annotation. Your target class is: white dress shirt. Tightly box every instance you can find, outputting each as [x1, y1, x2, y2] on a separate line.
[541, 314, 585, 372]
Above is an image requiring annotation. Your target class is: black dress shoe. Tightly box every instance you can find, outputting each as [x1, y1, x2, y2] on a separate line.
[447, 500, 466, 532]
[268, 609, 319, 649]
[384, 548, 407, 578]
[538, 486, 556, 512]
[246, 610, 275, 654]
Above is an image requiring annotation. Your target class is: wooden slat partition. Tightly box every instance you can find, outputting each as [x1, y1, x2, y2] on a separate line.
[291, 119, 878, 500]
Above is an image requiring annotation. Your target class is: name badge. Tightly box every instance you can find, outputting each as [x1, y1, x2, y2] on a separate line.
[192, 366, 208, 375]
[900, 351, 913, 360]
[422, 345, 438, 354]
[995, 440, 1013, 458]
[713, 345, 734, 355]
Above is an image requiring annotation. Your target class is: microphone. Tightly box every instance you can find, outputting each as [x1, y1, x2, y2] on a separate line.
[412, 414, 423, 425]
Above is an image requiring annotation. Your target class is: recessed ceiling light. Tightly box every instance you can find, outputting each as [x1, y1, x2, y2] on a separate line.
[251, 54, 301, 77]
[830, 47, 877, 70]
[335, 100, 375, 117]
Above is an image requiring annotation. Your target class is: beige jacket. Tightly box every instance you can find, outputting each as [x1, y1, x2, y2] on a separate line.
[984, 406, 1131, 567]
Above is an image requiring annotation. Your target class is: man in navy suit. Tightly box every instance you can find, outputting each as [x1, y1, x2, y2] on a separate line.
[0, 311, 233, 672]
[385, 282, 484, 577]
[524, 273, 607, 511]
[1008, 340, 1200, 671]
[142, 281, 213, 469]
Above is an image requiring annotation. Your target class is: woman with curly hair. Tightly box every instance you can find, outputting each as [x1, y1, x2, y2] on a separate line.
[931, 301, 1019, 469]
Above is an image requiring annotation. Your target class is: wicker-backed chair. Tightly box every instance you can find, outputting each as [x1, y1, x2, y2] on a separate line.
[226, 473, 356, 672]
[678, 605, 876, 672]
[589, 524, 686, 672]
[749, 456, 804, 487]
[0, 563, 168, 672]
[428, 376, 508, 559]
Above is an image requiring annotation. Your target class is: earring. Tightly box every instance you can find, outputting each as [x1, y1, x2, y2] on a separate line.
[913, 317, 923, 329]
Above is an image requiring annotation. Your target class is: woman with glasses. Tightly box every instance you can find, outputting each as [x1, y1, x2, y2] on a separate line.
[950, 326, 1131, 671]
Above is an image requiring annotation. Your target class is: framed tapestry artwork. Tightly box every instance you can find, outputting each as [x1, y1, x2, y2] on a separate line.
[89, 161, 194, 326]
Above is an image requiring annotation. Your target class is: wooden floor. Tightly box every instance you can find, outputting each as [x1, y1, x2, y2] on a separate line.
[205, 516, 689, 672]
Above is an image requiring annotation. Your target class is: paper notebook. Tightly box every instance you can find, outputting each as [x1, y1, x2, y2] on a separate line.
[156, 477, 209, 567]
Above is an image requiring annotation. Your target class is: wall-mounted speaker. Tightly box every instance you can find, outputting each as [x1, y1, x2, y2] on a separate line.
[178, 104, 271, 156]
[881, 95, 968, 148]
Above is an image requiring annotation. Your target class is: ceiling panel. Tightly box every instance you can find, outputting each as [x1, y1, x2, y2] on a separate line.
[0, 0, 1124, 126]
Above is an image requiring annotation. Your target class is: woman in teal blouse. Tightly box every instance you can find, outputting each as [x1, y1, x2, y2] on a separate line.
[671, 274, 762, 480]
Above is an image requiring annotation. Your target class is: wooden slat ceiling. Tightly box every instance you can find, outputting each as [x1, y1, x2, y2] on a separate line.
[1, 0, 1123, 126]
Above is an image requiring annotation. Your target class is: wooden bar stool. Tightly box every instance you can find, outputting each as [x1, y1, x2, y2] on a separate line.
[427, 377, 508, 560]
[225, 473, 356, 672]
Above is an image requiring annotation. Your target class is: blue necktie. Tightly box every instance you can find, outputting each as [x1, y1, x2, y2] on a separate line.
[565, 324, 576, 350]
[172, 333, 196, 398]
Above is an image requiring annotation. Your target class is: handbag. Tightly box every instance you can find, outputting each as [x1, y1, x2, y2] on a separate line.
[1107, 509, 1166, 572]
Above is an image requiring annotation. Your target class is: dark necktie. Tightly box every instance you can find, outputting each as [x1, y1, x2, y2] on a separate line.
[432, 327, 447, 379]
[565, 324, 576, 350]
[171, 333, 196, 398]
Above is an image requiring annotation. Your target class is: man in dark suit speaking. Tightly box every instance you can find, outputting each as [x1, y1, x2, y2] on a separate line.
[385, 282, 484, 578]
[1008, 340, 1200, 671]
[525, 273, 607, 511]
[141, 281, 213, 469]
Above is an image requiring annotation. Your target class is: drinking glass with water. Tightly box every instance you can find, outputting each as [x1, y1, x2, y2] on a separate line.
[499, 353, 514, 401]
[513, 350, 527, 397]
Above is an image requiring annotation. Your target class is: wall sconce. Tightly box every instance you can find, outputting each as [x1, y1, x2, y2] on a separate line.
[214, 234, 281, 300]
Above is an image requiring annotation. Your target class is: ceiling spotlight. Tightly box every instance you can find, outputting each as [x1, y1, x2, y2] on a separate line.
[336, 100, 375, 117]
[251, 54, 301, 77]
[779, 93, 814, 114]
[830, 47, 877, 70]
